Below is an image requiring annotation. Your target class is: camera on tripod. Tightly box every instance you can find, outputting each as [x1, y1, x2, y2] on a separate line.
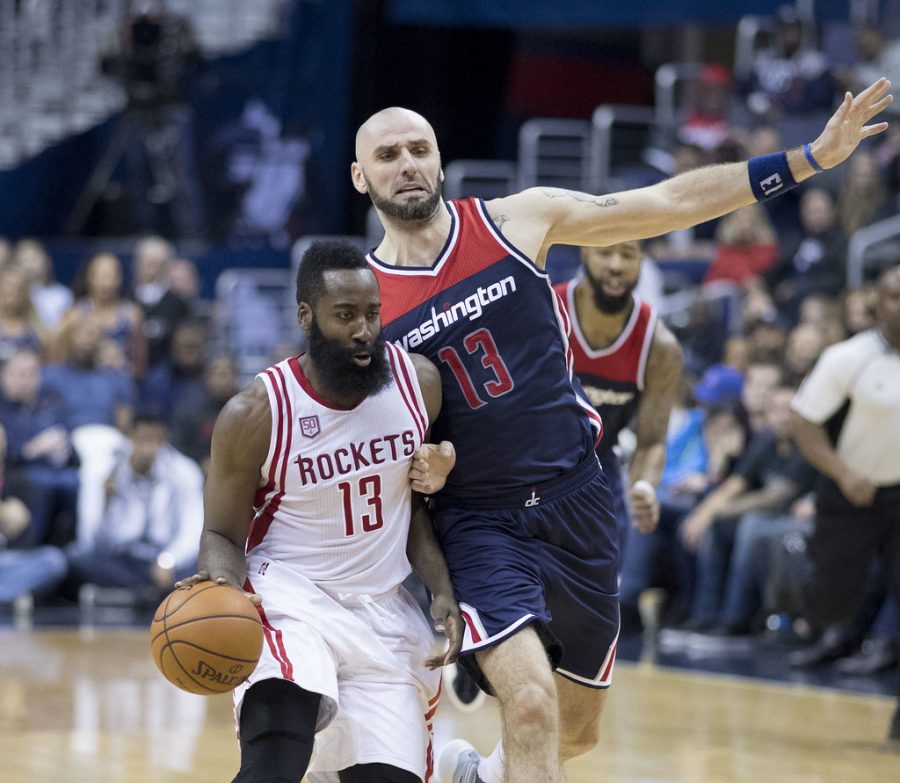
[105, 8, 200, 111]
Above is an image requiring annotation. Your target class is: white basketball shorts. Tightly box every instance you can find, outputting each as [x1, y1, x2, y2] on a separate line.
[233, 556, 441, 780]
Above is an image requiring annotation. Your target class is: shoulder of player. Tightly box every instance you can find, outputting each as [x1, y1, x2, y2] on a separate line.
[484, 189, 557, 229]
[212, 378, 272, 461]
[408, 352, 442, 421]
[645, 320, 683, 384]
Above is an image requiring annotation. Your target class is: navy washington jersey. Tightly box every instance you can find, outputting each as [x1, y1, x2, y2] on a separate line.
[555, 280, 657, 454]
[368, 198, 602, 503]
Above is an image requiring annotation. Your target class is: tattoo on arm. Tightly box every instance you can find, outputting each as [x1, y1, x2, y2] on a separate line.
[540, 188, 619, 208]
[493, 214, 511, 232]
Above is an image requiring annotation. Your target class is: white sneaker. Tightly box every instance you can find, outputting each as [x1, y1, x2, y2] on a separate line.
[444, 661, 487, 713]
[437, 739, 483, 783]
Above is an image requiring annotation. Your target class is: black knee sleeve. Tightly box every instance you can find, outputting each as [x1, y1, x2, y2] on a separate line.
[338, 763, 421, 783]
[232, 678, 322, 783]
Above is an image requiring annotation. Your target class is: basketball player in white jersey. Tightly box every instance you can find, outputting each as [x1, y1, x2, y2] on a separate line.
[186, 241, 461, 783]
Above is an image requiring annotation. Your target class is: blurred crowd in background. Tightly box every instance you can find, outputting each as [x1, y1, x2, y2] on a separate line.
[0, 1, 899, 696]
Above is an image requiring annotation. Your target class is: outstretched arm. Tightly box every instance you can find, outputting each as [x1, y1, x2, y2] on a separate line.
[491, 78, 892, 263]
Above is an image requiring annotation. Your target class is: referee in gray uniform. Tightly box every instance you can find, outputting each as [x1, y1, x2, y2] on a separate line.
[790, 264, 900, 742]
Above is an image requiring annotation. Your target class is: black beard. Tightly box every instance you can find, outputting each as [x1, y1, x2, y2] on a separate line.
[308, 320, 392, 401]
[585, 271, 635, 314]
[368, 180, 443, 222]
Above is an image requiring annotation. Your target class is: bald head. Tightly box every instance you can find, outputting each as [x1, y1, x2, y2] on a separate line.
[351, 107, 444, 223]
[355, 107, 437, 162]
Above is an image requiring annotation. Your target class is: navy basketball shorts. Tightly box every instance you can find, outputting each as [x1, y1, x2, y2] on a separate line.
[433, 456, 620, 692]
[597, 446, 630, 561]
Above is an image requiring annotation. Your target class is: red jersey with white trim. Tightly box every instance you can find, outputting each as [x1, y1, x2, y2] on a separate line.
[369, 198, 601, 503]
[555, 280, 657, 453]
[247, 344, 428, 595]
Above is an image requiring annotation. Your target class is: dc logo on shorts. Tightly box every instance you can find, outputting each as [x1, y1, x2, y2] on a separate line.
[299, 415, 321, 438]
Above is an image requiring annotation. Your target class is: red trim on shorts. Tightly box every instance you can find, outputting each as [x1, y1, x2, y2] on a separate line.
[386, 344, 426, 442]
[599, 639, 617, 682]
[247, 576, 294, 681]
[460, 609, 482, 643]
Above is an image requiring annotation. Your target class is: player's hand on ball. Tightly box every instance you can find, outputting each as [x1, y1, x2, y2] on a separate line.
[409, 440, 456, 495]
[425, 592, 462, 670]
[174, 572, 262, 606]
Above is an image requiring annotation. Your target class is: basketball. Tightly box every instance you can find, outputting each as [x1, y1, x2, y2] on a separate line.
[149, 580, 264, 695]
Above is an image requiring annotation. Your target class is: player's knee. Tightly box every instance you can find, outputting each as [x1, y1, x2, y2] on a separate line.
[559, 718, 600, 760]
[234, 679, 321, 783]
[500, 678, 557, 734]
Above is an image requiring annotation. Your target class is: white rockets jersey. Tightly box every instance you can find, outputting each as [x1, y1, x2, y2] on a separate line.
[246, 343, 429, 596]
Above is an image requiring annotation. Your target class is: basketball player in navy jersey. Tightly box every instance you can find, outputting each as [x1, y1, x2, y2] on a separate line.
[352, 77, 892, 783]
[554, 241, 683, 550]
[186, 241, 461, 783]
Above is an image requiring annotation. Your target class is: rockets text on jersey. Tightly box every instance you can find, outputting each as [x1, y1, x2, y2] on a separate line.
[246, 343, 428, 595]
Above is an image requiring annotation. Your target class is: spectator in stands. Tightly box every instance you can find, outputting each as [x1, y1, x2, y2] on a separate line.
[798, 293, 847, 345]
[170, 353, 239, 475]
[140, 317, 208, 417]
[0, 265, 47, 364]
[837, 149, 893, 236]
[741, 5, 835, 119]
[168, 256, 212, 319]
[790, 264, 900, 741]
[745, 318, 789, 365]
[783, 322, 829, 386]
[679, 65, 733, 153]
[132, 236, 190, 367]
[14, 239, 73, 330]
[741, 360, 783, 433]
[43, 314, 136, 540]
[64, 411, 204, 600]
[838, 25, 900, 105]
[679, 385, 816, 633]
[0, 422, 68, 605]
[0, 350, 79, 547]
[54, 252, 146, 377]
[704, 205, 778, 286]
[766, 187, 848, 317]
[722, 335, 750, 373]
[842, 285, 878, 335]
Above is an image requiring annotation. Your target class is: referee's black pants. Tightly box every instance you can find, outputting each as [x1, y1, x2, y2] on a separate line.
[802, 479, 900, 629]
[801, 478, 900, 703]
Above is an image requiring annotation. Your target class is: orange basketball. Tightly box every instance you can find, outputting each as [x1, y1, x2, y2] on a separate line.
[149, 581, 264, 695]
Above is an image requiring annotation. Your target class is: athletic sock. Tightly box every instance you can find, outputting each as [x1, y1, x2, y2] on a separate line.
[477, 741, 505, 783]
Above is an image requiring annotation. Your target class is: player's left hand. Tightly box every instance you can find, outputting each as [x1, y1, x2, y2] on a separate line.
[629, 481, 660, 533]
[409, 440, 456, 495]
[810, 77, 892, 169]
[425, 592, 463, 669]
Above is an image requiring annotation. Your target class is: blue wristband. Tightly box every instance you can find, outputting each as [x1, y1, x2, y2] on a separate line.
[804, 142, 824, 173]
[747, 151, 798, 201]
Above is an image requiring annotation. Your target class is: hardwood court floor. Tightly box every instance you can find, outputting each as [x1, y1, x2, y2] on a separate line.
[1, 627, 898, 783]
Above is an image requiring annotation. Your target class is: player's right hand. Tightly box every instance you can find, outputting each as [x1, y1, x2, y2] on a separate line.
[174, 571, 262, 605]
[837, 471, 877, 508]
